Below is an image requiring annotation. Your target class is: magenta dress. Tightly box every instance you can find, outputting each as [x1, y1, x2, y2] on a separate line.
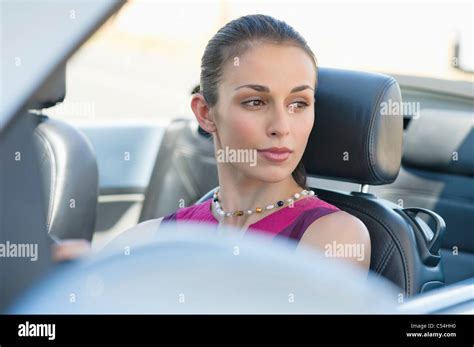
[162, 195, 340, 243]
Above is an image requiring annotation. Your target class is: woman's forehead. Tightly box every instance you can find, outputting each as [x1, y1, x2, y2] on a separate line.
[221, 43, 316, 91]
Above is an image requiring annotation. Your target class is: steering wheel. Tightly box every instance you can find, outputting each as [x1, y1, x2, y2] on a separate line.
[10, 223, 399, 314]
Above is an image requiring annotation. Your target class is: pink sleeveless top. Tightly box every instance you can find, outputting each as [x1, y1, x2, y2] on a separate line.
[162, 196, 340, 242]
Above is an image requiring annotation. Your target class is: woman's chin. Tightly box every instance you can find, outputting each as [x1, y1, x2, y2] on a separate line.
[247, 167, 295, 184]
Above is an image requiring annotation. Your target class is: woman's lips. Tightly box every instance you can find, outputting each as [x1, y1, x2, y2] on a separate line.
[258, 151, 291, 162]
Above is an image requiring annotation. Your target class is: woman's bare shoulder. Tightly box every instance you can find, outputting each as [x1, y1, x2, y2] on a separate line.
[298, 211, 371, 271]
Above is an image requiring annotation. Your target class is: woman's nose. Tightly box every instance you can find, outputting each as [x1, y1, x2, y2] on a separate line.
[268, 104, 291, 137]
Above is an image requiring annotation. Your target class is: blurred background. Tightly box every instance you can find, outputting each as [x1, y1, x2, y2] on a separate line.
[44, 0, 473, 122]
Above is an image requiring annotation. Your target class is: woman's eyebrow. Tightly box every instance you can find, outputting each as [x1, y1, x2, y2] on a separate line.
[290, 85, 314, 93]
[234, 84, 270, 92]
[234, 84, 314, 93]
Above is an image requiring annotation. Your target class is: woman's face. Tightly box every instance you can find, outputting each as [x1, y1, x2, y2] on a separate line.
[212, 42, 317, 184]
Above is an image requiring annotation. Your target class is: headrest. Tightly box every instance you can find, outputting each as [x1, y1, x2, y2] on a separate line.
[303, 68, 403, 185]
[33, 115, 98, 241]
[28, 64, 66, 110]
[403, 109, 474, 176]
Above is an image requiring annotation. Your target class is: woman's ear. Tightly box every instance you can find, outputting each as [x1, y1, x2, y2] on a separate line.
[191, 94, 217, 133]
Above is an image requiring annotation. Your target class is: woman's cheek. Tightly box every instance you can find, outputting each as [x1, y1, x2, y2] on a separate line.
[227, 113, 261, 148]
[294, 112, 314, 155]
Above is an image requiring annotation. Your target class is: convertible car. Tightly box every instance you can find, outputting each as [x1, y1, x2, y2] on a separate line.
[1, 0, 473, 316]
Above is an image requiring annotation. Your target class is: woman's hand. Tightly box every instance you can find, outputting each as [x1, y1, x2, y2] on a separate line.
[51, 239, 91, 262]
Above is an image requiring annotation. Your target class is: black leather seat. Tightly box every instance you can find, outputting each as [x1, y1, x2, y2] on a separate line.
[370, 109, 474, 284]
[142, 67, 446, 296]
[299, 69, 444, 296]
[30, 65, 99, 241]
[139, 119, 218, 222]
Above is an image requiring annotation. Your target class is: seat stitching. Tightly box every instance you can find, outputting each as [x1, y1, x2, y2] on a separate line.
[375, 242, 395, 274]
[373, 237, 392, 271]
[374, 240, 394, 273]
[367, 78, 398, 183]
[378, 246, 395, 276]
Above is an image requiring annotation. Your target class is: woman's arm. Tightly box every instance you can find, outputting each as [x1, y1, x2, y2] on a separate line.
[52, 217, 164, 262]
[117, 217, 163, 238]
[297, 211, 371, 272]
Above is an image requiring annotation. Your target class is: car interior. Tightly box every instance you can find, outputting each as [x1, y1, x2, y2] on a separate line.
[24, 58, 474, 299]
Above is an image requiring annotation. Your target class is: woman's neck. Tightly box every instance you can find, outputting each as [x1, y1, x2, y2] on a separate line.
[213, 165, 304, 229]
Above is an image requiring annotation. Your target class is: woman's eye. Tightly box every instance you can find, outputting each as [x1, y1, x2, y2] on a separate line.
[242, 99, 266, 107]
[288, 101, 310, 112]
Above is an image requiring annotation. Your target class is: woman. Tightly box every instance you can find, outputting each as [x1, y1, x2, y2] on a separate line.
[125, 14, 371, 271]
[55, 14, 370, 271]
